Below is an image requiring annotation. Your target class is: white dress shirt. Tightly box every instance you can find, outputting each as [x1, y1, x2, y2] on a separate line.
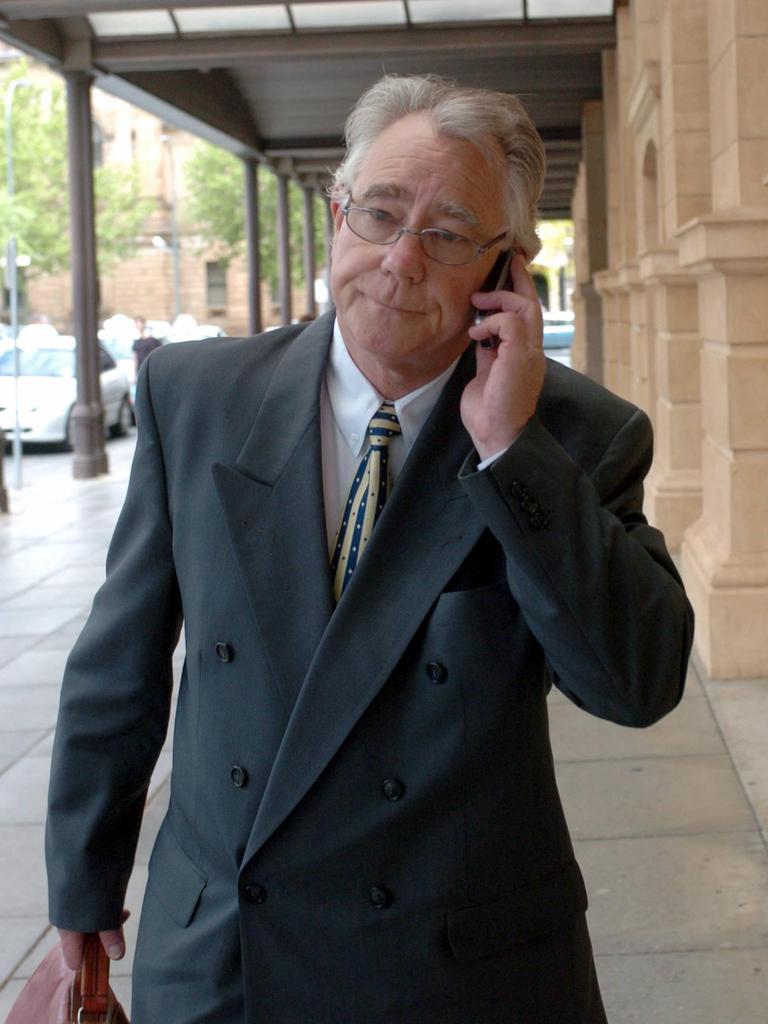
[321, 319, 459, 554]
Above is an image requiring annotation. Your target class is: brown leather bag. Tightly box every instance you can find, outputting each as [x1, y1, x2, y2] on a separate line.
[5, 933, 129, 1024]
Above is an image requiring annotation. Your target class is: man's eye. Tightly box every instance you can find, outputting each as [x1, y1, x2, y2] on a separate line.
[367, 207, 396, 223]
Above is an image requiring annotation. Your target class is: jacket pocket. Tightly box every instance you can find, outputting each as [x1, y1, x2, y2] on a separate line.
[446, 859, 588, 963]
[147, 820, 208, 928]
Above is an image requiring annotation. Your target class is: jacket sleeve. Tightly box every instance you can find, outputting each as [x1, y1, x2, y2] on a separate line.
[46, 352, 182, 932]
[459, 406, 694, 727]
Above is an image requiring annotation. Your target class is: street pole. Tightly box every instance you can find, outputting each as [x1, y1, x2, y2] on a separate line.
[4, 78, 32, 490]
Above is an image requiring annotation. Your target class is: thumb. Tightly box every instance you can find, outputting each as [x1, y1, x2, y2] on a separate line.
[100, 910, 130, 961]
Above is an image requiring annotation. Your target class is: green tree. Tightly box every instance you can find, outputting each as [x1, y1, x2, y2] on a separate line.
[183, 140, 329, 301]
[0, 59, 153, 279]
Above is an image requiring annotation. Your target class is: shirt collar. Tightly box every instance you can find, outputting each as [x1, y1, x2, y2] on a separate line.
[327, 318, 460, 458]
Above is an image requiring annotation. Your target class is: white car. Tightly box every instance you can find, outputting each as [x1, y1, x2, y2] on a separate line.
[0, 336, 133, 447]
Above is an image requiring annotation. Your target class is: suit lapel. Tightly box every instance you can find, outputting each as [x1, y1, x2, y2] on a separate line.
[212, 312, 336, 713]
[242, 347, 488, 866]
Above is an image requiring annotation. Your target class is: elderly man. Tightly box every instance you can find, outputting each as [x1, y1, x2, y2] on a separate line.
[47, 75, 693, 1023]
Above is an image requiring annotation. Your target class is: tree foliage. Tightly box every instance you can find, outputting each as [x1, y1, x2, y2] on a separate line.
[0, 59, 153, 279]
[183, 140, 329, 299]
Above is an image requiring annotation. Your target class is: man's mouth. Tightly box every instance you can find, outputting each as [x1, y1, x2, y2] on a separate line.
[365, 293, 424, 314]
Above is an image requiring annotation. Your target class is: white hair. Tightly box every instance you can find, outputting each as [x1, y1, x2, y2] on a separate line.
[331, 74, 546, 261]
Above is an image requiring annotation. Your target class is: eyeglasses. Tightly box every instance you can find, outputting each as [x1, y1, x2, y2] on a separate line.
[342, 202, 508, 266]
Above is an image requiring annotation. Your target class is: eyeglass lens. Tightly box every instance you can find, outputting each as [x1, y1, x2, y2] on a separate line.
[345, 207, 478, 265]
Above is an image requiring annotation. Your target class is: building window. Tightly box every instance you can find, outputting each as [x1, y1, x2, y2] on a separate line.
[206, 261, 227, 310]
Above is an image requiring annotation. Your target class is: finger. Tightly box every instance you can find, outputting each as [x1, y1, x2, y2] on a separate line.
[99, 925, 126, 961]
[468, 311, 522, 346]
[58, 929, 85, 971]
[507, 251, 540, 302]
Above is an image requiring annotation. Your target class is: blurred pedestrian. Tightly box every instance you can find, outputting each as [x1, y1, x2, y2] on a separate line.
[132, 316, 161, 373]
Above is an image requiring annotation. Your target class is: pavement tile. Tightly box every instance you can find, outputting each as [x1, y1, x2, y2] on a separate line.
[0, 978, 27, 1019]
[0, 607, 86, 639]
[33, 615, 90, 651]
[0, 917, 51, 985]
[0, 756, 51, 825]
[25, 731, 55, 757]
[0, 685, 61, 730]
[1, 585, 97, 612]
[580, 831, 768, 955]
[7, 921, 57, 980]
[596, 949, 768, 1024]
[0, 825, 48, 915]
[38, 566, 106, 588]
[0, 637, 39, 669]
[557, 754, 756, 839]
[0, 731, 46, 775]
[110, 975, 132, 1017]
[550, 691, 723, 762]
[703, 678, 768, 836]
[135, 784, 170, 866]
[0, 649, 68, 688]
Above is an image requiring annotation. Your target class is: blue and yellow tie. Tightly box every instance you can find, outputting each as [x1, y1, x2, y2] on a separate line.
[331, 403, 401, 600]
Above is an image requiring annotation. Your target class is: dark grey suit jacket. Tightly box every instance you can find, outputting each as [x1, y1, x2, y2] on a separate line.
[46, 310, 693, 1023]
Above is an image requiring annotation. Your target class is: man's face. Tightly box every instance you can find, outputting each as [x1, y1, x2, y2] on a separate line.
[330, 113, 507, 396]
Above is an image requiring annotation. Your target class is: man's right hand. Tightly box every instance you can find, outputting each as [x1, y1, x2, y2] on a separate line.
[57, 910, 129, 970]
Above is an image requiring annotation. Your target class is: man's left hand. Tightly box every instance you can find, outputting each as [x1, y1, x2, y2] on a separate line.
[461, 252, 546, 461]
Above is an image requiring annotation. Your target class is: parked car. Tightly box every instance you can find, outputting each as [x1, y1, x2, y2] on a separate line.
[165, 315, 228, 343]
[0, 335, 133, 447]
[542, 312, 574, 367]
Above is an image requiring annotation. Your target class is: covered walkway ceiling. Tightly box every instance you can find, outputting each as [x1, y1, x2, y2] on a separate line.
[0, 1, 618, 217]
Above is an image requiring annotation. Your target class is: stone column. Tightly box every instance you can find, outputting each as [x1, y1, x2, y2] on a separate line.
[302, 187, 317, 320]
[642, 0, 710, 544]
[571, 101, 606, 382]
[594, 50, 622, 393]
[64, 70, 107, 479]
[244, 157, 262, 336]
[678, 0, 768, 677]
[642, 250, 703, 547]
[276, 173, 292, 326]
[614, 6, 640, 402]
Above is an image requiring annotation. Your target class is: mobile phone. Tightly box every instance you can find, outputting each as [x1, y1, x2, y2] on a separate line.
[474, 250, 513, 347]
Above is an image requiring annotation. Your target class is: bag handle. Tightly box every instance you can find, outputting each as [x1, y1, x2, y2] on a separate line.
[73, 934, 111, 1023]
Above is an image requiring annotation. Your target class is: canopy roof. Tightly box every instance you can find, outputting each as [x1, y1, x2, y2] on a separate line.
[0, 1, 618, 216]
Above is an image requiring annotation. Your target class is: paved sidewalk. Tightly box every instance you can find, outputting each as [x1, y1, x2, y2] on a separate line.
[1, 436, 767, 1021]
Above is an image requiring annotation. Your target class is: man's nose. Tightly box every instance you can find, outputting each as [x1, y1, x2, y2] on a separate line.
[380, 228, 426, 282]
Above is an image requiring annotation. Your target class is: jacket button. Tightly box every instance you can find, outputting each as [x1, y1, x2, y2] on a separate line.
[426, 661, 447, 684]
[242, 883, 266, 905]
[215, 642, 232, 662]
[369, 886, 392, 909]
[382, 778, 405, 802]
[230, 765, 248, 788]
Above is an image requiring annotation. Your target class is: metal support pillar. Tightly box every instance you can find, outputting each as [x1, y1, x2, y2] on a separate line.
[64, 70, 107, 478]
[302, 187, 316, 320]
[0, 430, 8, 513]
[244, 157, 262, 335]
[323, 198, 334, 307]
[276, 173, 292, 326]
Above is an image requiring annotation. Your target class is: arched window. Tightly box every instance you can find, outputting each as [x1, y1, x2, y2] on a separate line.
[642, 141, 659, 249]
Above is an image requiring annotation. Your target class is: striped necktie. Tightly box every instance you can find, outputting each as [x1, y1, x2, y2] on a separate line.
[330, 402, 401, 600]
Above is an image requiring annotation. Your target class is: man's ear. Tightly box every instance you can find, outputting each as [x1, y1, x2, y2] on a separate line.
[330, 199, 345, 236]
